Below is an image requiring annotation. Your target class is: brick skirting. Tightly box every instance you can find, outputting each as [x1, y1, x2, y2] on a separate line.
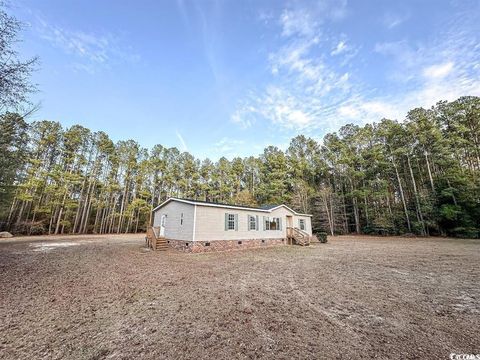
[166, 238, 286, 253]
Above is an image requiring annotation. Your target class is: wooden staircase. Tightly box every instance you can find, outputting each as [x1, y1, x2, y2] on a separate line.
[146, 226, 168, 251]
[287, 227, 312, 246]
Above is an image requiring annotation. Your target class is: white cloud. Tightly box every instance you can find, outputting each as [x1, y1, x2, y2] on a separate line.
[423, 62, 454, 79]
[360, 101, 397, 117]
[331, 40, 347, 55]
[231, 101, 258, 129]
[232, 2, 355, 134]
[175, 131, 188, 151]
[259, 87, 314, 128]
[365, 10, 479, 119]
[279, 0, 347, 38]
[213, 137, 245, 154]
[34, 16, 140, 72]
[280, 8, 317, 38]
[258, 10, 274, 24]
[382, 12, 410, 29]
[234, 1, 480, 136]
[337, 105, 359, 118]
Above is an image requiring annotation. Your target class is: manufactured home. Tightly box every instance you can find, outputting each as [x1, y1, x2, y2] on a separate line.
[147, 197, 314, 252]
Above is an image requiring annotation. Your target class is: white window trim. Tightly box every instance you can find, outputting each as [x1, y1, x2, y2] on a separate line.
[299, 219, 305, 231]
[271, 217, 280, 231]
[264, 216, 270, 230]
[227, 213, 236, 230]
[264, 216, 280, 231]
[249, 215, 257, 231]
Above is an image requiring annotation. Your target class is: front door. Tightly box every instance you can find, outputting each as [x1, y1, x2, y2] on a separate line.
[160, 214, 167, 237]
[286, 215, 293, 228]
[286, 215, 293, 243]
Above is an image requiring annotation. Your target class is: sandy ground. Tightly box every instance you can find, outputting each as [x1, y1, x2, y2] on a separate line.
[0, 234, 479, 359]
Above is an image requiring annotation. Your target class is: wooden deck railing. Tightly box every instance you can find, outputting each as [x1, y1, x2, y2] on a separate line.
[287, 226, 311, 246]
[146, 226, 167, 251]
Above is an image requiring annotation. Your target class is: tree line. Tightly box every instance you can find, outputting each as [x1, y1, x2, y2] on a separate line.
[1, 96, 479, 238]
[0, 4, 478, 238]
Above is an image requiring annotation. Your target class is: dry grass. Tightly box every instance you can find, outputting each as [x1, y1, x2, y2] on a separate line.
[0, 234, 479, 359]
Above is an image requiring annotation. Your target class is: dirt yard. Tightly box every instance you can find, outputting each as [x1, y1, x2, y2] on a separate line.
[0, 235, 478, 359]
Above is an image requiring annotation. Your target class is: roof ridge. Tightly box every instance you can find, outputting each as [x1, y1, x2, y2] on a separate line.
[170, 197, 275, 210]
[152, 197, 313, 216]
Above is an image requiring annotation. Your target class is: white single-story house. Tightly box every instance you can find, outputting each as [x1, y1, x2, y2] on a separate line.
[149, 197, 313, 252]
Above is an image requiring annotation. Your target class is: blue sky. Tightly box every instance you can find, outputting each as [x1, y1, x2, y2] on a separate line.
[12, 0, 480, 159]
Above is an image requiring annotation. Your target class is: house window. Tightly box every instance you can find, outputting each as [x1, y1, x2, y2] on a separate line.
[264, 217, 280, 230]
[270, 217, 280, 230]
[249, 215, 257, 230]
[227, 213, 236, 230]
[180, 213, 184, 225]
[299, 219, 305, 231]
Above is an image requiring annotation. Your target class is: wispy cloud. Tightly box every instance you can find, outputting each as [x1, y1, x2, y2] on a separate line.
[330, 37, 358, 64]
[33, 15, 140, 73]
[232, 1, 480, 135]
[278, 0, 347, 38]
[423, 61, 454, 79]
[231, 1, 356, 134]
[176, 131, 188, 152]
[331, 40, 347, 56]
[365, 8, 480, 118]
[280, 8, 318, 38]
[231, 99, 258, 129]
[213, 137, 245, 157]
[382, 12, 410, 29]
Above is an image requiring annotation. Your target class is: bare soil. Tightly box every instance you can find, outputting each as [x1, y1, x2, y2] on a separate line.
[0, 234, 479, 359]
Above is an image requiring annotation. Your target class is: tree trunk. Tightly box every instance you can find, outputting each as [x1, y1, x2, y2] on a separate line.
[72, 176, 88, 233]
[93, 204, 101, 234]
[15, 201, 25, 225]
[392, 157, 411, 232]
[117, 180, 129, 233]
[446, 179, 458, 206]
[49, 206, 57, 235]
[7, 198, 17, 225]
[54, 190, 68, 235]
[81, 200, 92, 233]
[323, 193, 334, 236]
[135, 209, 140, 233]
[349, 177, 361, 234]
[424, 150, 435, 192]
[407, 155, 427, 236]
[79, 179, 95, 233]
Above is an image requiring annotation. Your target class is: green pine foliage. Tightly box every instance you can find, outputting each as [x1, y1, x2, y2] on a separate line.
[0, 96, 479, 237]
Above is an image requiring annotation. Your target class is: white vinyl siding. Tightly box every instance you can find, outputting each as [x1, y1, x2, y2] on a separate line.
[195, 206, 293, 241]
[154, 200, 313, 241]
[152, 201, 194, 240]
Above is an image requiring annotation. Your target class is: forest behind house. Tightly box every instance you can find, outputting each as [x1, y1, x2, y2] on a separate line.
[1, 96, 479, 238]
[0, 4, 479, 238]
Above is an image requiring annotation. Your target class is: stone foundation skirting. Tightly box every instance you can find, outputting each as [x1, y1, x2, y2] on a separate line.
[166, 238, 286, 253]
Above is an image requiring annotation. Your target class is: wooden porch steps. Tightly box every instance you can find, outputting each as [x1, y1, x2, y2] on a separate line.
[146, 227, 168, 251]
[287, 227, 312, 246]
